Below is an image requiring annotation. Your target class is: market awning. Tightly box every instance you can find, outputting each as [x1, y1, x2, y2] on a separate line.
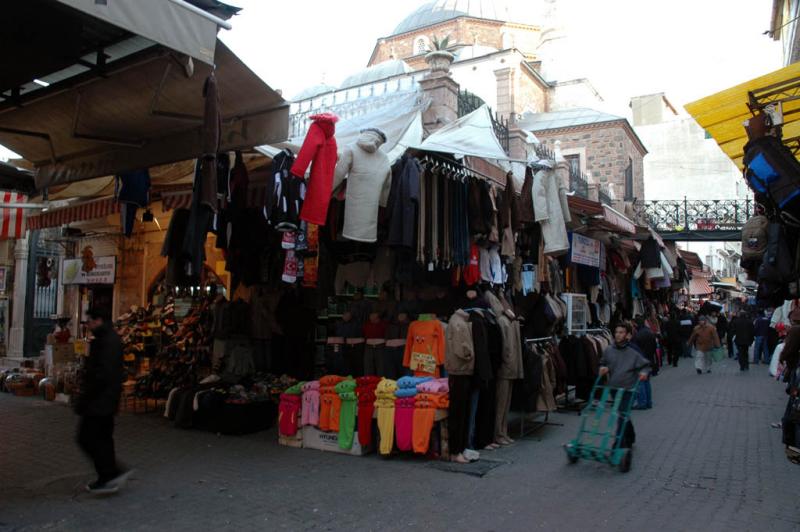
[689, 274, 713, 296]
[27, 197, 120, 230]
[411, 105, 511, 161]
[0, 41, 288, 191]
[53, 0, 233, 66]
[602, 205, 636, 235]
[684, 62, 800, 169]
[259, 91, 426, 166]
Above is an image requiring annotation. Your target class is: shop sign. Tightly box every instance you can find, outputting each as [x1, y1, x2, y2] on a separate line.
[571, 234, 601, 268]
[62, 256, 116, 285]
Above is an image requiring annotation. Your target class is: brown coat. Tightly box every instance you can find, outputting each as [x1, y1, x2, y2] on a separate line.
[688, 324, 721, 352]
[445, 309, 475, 376]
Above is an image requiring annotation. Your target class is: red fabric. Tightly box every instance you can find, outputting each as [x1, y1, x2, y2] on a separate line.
[463, 244, 480, 286]
[357, 391, 376, 447]
[278, 393, 301, 436]
[291, 113, 339, 226]
[363, 320, 388, 339]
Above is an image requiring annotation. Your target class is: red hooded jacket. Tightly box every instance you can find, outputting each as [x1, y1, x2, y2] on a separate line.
[291, 113, 338, 226]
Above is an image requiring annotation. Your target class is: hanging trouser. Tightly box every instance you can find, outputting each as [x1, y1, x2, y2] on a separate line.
[301, 381, 320, 427]
[357, 392, 376, 447]
[325, 339, 345, 376]
[329, 394, 342, 432]
[375, 396, 396, 455]
[344, 340, 365, 377]
[412, 399, 436, 454]
[395, 397, 415, 451]
[278, 394, 301, 436]
[475, 381, 496, 449]
[448, 375, 472, 456]
[318, 389, 334, 431]
[363, 341, 384, 376]
[383, 341, 406, 380]
[337, 391, 358, 450]
[494, 378, 513, 442]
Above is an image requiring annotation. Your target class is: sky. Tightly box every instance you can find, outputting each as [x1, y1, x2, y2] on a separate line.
[0, 0, 784, 161]
[219, 0, 783, 115]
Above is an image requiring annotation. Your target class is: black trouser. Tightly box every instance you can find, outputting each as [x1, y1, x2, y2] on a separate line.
[448, 375, 472, 456]
[737, 344, 750, 370]
[615, 391, 636, 448]
[728, 333, 735, 358]
[77, 415, 119, 483]
[668, 343, 681, 367]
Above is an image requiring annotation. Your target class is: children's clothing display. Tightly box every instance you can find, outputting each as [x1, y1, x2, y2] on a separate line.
[403, 320, 446, 377]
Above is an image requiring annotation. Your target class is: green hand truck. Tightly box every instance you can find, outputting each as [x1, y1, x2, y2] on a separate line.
[564, 376, 639, 473]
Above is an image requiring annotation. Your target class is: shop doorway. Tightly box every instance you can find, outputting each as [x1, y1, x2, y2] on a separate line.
[82, 285, 114, 318]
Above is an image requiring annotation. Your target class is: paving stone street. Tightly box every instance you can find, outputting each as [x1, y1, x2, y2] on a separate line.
[1, 358, 798, 532]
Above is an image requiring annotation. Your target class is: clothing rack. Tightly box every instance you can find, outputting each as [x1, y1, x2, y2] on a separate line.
[420, 153, 506, 188]
[569, 327, 607, 336]
[512, 410, 563, 439]
[514, 335, 563, 437]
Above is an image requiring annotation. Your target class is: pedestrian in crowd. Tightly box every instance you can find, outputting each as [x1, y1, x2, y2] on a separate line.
[75, 307, 131, 495]
[780, 309, 800, 376]
[687, 315, 721, 375]
[665, 310, 683, 367]
[727, 310, 737, 358]
[599, 322, 651, 448]
[731, 310, 756, 371]
[753, 310, 771, 365]
[716, 310, 728, 346]
[631, 318, 656, 409]
[679, 308, 695, 359]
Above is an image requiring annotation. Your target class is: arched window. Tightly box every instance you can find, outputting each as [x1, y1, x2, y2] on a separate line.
[416, 37, 429, 55]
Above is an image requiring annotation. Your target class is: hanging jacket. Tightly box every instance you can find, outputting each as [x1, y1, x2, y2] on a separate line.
[518, 166, 535, 225]
[386, 155, 421, 248]
[291, 113, 339, 226]
[463, 243, 481, 286]
[266, 150, 303, 231]
[332, 130, 392, 243]
[445, 309, 475, 375]
[200, 73, 220, 211]
[533, 166, 569, 256]
[485, 291, 524, 380]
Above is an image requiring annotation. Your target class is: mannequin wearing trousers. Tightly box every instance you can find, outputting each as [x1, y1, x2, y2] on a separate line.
[445, 308, 475, 464]
[484, 289, 524, 447]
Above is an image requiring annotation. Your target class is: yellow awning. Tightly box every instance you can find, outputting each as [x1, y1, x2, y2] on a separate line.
[684, 62, 800, 169]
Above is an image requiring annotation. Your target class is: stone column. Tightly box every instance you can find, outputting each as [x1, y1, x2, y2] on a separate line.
[7, 235, 29, 361]
[418, 71, 459, 135]
[494, 67, 516, 123]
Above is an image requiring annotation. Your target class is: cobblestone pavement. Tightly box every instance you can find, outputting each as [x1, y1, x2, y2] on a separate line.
[1, 358, 798, 532]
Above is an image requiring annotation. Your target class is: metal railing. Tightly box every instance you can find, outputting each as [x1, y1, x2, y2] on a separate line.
[643, 198, 754, 232]
[598, 185, 612, 206]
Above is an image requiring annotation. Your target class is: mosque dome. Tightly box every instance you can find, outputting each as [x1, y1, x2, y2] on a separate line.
[290, 83, 336, 102]
[339, 59, 413, 89]
[392, 0, 541, 35]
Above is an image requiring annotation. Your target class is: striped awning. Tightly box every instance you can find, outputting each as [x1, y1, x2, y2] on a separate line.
[27, 197, 119, 231]
[689, 269, 713, 296]
[0, 191, 28, 239]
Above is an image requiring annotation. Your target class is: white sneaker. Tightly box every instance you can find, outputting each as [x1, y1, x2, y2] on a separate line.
[463, 449, 480, 461]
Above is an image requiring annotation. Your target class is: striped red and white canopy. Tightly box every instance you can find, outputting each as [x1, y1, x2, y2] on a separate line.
[0, 191, 28, 240]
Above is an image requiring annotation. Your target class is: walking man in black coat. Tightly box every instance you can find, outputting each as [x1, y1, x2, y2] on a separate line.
[75, 307, 130, 495]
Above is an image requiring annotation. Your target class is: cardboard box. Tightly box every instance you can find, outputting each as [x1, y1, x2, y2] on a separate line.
[301, 426, 372, 456]
[278, 431, 303, 448]
[45, 343, 75, 367]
